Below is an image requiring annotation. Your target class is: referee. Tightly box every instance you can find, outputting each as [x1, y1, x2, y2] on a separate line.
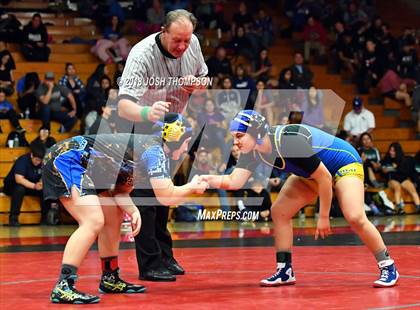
[117, 9, 208, 282]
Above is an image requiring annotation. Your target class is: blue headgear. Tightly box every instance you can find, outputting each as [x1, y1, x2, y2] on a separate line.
[153, 113, 193, 151]
[230, 110, 269, 144]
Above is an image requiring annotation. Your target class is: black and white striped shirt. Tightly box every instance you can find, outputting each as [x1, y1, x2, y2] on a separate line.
[118, 32, 208, 113]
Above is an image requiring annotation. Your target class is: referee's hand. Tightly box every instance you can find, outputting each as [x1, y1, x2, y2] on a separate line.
[148, 101, 171, 122]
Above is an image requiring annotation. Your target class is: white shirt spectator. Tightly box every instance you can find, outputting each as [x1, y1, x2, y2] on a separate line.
[343, 108, 375, 136]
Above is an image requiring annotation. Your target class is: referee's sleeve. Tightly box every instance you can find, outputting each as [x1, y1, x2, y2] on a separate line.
[118, 53, 148, 103]
[192, 35, 208, 77]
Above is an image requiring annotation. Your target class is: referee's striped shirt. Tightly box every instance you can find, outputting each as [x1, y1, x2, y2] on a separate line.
[118, 32, 208, 113]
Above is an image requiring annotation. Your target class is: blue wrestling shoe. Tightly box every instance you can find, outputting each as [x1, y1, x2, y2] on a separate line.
[260, 262, 296, 287]
[373, 259, 399, 287]
[51, 275, 100, 304]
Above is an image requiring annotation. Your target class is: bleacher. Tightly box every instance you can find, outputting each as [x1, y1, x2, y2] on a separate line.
[0, 0, 418, 225]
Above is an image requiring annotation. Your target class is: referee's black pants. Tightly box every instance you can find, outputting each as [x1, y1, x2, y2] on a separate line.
[131, 188, 174, 273]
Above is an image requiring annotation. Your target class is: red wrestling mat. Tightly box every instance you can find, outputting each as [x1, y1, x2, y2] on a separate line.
[0, 246, 419, 309]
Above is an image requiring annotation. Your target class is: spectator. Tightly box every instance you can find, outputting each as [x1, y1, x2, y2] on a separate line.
[16, 72, 40, 119]
[301, 86, 324, 128]
[91, 15, 131, 63]
[165, 0, 189, 11]
[231, 1, 253, 34]
[216, 76, 242, 122]
[3, 141, 47, 226]
[0, 13, 22, 43]
[113, 60, 125, 88]
[358, 132, 382, 188]
[86, 64, 109, 91]
[232, 65, 256, 101]
[229, 26, 254, 61]
[255, 9, 274, 48]
[206, 46, 232, 81]
[0, 50, 14, 96]
[21, 13, 50, 62]
[302, 16, 328, 63]
[252, 80, 274, 125]
[87, 96, 117, 135]
[378, 70, 413, 109]
[197, 98, 227, 155]
[342, 2, 368, 29]
[367, 17, 384, 41]
[0, 88, 24, 133]
[337, 31, 358, 76]
[31, 126, 56, 148]
[290, 52, 314, 89]
[398, 27, 417, 51]
[251, 48, 272, 84]
[59, 63, 86, 119]
[136, 0, 165, 36]
[356, 39, 386, 94]
[36, 72, 77, 133]
[381, 142, 420, 214]
[85, 75, 111, 115]
[343, 96, 375, 142]
[380, 23, 398, 63]
[278, 67, 296, 89]
[0, 41, 16, 72]
[396, 43, 418, 81]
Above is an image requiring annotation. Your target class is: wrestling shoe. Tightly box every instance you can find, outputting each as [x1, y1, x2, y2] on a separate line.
[50, 275, 100, 304]
[99, 268, 146, 293]
[260, 262, 296, 287]
[373, 259, 399, 287]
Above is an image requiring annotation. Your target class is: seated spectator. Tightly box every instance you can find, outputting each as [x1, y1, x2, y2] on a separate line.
[381, 142, 420, 214]
[301, 85, 324, 128]
[0, 88, 24, 133]
[113, 60, 125, 88]
[378, 69, 413, 108]
[342, 2, 368, 29]
[59, 63, 86, 118]
[3, 141, 47, 226]
[251, 48, 272, 84]
[302, 16, 328, 63]
[87, 91, 118, 135]
[229, 26, 254, 61]
[232, 65, 256, 102]
[0, 50, 14, 96]
[197, 99, 227, 155]
[231, 1, 253, 35]
[21, 13, 50, 62]
[251, 80, 274, 125]
[206, 46, 232, 82]
[396, 43, 418, 82]
[86, 64, 109, 91]
[0, 13, 22, 43]
[356, 39, 386, 94]
[91, 15, 131, 63]
[216, 76, 242, 122]
[290, 52, 314, 89]
[85, 75, 111, 115]
[0, 40, 16, 73]
[16, 72, 40, 119]
[337, 31, 358, 76]
[358, 132, 382, 188]
[36, 72, 77, 133]
[255, 9, 274, 48]
[343, 97, 375, 143]
[136, 0, 165, 37]
[278, 67, 296, 89]
[31, 126, 56, 148]
[379, 23, 398, 63]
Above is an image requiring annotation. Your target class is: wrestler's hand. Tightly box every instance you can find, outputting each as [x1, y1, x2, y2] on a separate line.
[190, 175, 209, 194]
[130, 209, 142, 236]
[148, 101, 171, 122]
[315, 216, 331, 240]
